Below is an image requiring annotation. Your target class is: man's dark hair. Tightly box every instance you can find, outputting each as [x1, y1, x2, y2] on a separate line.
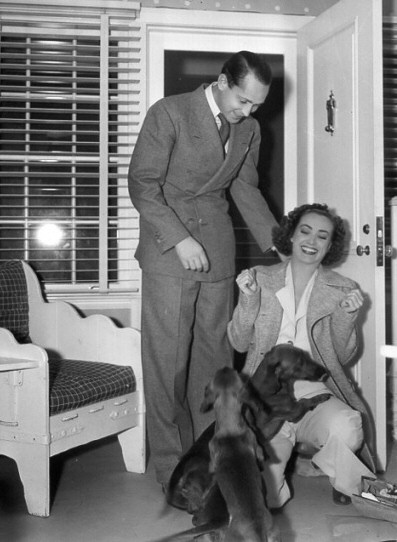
[272, 203, 346, 266]
[222, 50, 272, 88]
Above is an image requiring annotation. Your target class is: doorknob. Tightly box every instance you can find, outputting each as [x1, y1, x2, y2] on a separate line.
[385, 245, 395, 258]
[356, 245, 370, 256]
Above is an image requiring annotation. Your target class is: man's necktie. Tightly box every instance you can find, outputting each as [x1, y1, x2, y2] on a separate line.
[218, 113, 230, 147]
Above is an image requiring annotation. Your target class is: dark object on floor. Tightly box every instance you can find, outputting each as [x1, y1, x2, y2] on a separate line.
[333, 488, 352, 505]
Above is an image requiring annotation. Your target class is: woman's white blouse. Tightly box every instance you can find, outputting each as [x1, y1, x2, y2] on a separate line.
[275, 263, 331, 400]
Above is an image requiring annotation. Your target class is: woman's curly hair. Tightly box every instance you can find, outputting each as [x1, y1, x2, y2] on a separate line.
[272, 203, 346, 266]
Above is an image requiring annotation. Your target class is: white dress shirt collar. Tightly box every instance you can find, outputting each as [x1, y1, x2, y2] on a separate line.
[205, 83, 229, 153]
[205, 82, 220, 118]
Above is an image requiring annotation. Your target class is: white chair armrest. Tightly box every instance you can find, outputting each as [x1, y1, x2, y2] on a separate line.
[0, 357, 40, 371]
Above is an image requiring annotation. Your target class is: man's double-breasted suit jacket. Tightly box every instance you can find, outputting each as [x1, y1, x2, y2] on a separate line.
[128, 84, 278, 282]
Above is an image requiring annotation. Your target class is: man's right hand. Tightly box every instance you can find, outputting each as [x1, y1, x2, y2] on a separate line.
[175, 237, 209, 272]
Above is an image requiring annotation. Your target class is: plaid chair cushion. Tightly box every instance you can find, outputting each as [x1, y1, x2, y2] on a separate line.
[0, 260, 31, 343]
[49, 359, 136, 415]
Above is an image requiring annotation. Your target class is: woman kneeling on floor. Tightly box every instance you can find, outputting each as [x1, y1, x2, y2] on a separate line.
[227, 203, 376, 508]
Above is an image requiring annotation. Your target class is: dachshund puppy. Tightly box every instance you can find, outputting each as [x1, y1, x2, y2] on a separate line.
[201, 367, 281, 542]
[166, 378, 263, 527]
[249, 344, 332, 440]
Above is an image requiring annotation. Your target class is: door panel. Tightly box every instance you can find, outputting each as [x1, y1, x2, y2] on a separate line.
[298, 0, 386, 468]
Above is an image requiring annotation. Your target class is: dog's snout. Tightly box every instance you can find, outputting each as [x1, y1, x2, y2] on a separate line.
[303, 361, 329, 381]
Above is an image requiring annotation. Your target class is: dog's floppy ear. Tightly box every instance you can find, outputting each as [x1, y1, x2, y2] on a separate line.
[266, 345, 283, 367]
[274, 348, 294, 381]
[250, 350, 282, 398]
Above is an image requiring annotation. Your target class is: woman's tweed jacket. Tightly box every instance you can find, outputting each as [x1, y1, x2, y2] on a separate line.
[227, 260, 376, 471]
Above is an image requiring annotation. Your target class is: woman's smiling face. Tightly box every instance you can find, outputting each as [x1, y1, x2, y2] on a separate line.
[291, 212, 334, 266]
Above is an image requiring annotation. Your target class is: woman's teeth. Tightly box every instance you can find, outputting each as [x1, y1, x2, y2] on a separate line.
[302, 246, 317, 255]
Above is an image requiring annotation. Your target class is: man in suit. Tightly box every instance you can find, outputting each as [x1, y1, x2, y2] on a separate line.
[128, 50, 278, 489]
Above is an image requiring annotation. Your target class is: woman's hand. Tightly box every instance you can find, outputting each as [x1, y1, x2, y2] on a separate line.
[340, 288, 364, 313]
[236, 268, 258, 295]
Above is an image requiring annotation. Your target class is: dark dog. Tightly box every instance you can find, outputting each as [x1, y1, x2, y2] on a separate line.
[165, 377, 265, 527]
[201, 367, 280, 542]
[249, 344, 332, 440]
[245, 344, 333, 483]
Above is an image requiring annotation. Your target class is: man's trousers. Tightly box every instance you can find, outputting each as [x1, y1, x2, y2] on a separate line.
[141, 271, 234, 485]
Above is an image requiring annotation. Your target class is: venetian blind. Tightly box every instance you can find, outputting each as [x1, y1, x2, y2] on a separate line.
[0, 0, 142, 294]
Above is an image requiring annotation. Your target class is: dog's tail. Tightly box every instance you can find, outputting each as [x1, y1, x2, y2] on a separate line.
[147, 519, 227, 542]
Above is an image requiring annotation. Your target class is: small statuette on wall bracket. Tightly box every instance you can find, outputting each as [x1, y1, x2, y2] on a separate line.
[325, 90, 336, 135]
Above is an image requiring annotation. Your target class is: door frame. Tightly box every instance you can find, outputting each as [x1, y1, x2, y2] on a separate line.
[139, 7, 310, 213]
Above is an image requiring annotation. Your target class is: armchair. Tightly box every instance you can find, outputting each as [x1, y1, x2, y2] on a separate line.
[0, 260, 145, 516]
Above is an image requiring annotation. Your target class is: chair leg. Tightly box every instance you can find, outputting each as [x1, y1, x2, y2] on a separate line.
[117, 419, 146, 474]
[16, 443, 50, 517]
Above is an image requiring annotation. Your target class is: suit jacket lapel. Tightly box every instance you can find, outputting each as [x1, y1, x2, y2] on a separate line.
[195, 118, 255, 196]
[189, 85, 225, 160]
[187, 85, 256, 196]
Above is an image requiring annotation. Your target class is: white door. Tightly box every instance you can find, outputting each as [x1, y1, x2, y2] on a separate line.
[297, 0, 386, 469]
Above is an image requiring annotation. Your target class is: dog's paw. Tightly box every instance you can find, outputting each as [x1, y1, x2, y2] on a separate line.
[301, 393, 332, 411]
[312, 393, 332, 406]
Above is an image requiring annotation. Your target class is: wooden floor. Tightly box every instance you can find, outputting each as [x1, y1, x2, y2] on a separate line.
[1, 436, 397, 542]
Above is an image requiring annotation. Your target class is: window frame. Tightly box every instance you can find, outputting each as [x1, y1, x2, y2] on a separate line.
[0, 0, 142, 296]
